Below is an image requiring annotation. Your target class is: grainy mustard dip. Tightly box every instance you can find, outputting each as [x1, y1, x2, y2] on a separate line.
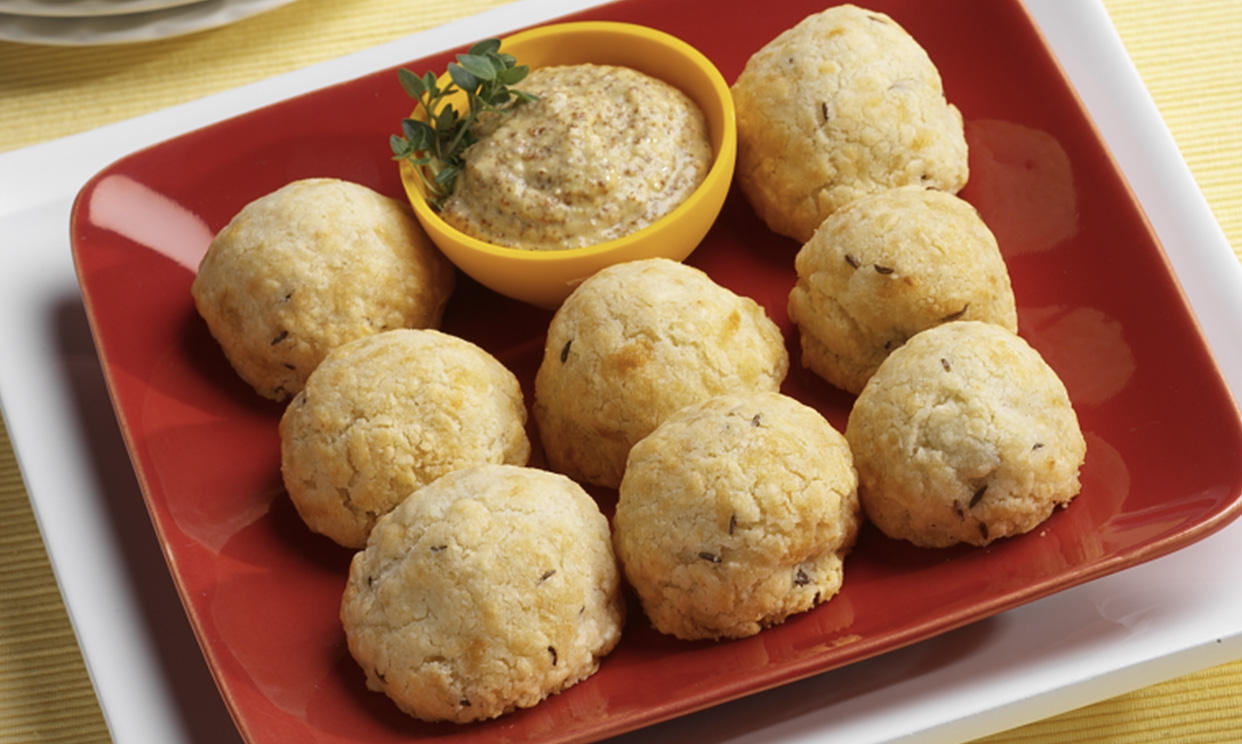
[439, 64, 714, 251]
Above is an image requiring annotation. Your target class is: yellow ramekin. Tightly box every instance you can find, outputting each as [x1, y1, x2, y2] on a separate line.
[399, 21, 737, 310]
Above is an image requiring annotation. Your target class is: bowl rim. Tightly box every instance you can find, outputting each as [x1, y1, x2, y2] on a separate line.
[400, 19, 738, 262]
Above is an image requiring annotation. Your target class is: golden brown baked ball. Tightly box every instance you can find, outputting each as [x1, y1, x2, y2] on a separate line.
[192, 178, 455, 400]
[732, 5, 969, 242]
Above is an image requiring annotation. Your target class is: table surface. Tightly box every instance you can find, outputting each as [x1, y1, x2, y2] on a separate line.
[1, 1, 1240, 742]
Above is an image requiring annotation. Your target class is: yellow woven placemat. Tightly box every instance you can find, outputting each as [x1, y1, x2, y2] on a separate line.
[1, 1, 1239, 742]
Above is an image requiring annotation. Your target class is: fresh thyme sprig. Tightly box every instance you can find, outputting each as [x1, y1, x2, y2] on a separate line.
[391, 39, 537, 210]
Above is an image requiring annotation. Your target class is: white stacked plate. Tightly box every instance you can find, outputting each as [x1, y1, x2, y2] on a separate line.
[0, 0, 299, 44]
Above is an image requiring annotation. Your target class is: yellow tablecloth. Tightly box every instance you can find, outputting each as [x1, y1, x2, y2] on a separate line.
[1, 1, 1239, 741]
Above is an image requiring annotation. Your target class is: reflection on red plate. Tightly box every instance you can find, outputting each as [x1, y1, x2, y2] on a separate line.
[68, 0, 1242, 742]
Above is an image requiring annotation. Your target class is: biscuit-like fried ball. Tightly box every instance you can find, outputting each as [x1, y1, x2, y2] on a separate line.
[845, 321, 1086, 548]
[280, 329, 529, 548]
[340, 464, 625, 723]
[533, 258, 788, 489]
[192, 178, 455, 400]
[732, 4, 969, 242]
[613, 391, 860, 640]
[788, 187, 1017, 394]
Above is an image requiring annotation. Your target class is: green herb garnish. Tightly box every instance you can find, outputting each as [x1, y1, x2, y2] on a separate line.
[390, 39, 537, 209]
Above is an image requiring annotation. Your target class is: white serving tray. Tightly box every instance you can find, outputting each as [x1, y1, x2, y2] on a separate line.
[1, 1, 1240, 742]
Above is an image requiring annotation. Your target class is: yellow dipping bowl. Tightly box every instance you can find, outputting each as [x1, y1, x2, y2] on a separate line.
[398, 21, 737, 310]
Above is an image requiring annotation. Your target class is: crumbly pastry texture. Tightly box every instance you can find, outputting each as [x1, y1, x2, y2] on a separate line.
[731, 4, 969, 243]
[340, 464, 625, 724]
[845, 321, 1086, 548]
[788, 186, 1018, 394]
[191, 178, 455, 401]
[441, 64, 713, 251]
[280, 328, 530, 548]
[613, 391, 860, 640]
[533, 258, 789, 489]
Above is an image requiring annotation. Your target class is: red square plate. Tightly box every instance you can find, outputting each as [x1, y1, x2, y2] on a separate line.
[69, 1, 1242, 742]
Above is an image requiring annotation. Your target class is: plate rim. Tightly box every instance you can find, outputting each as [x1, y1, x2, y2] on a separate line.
[0, 0, 206, 19]
[0, 0, 299, 45]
